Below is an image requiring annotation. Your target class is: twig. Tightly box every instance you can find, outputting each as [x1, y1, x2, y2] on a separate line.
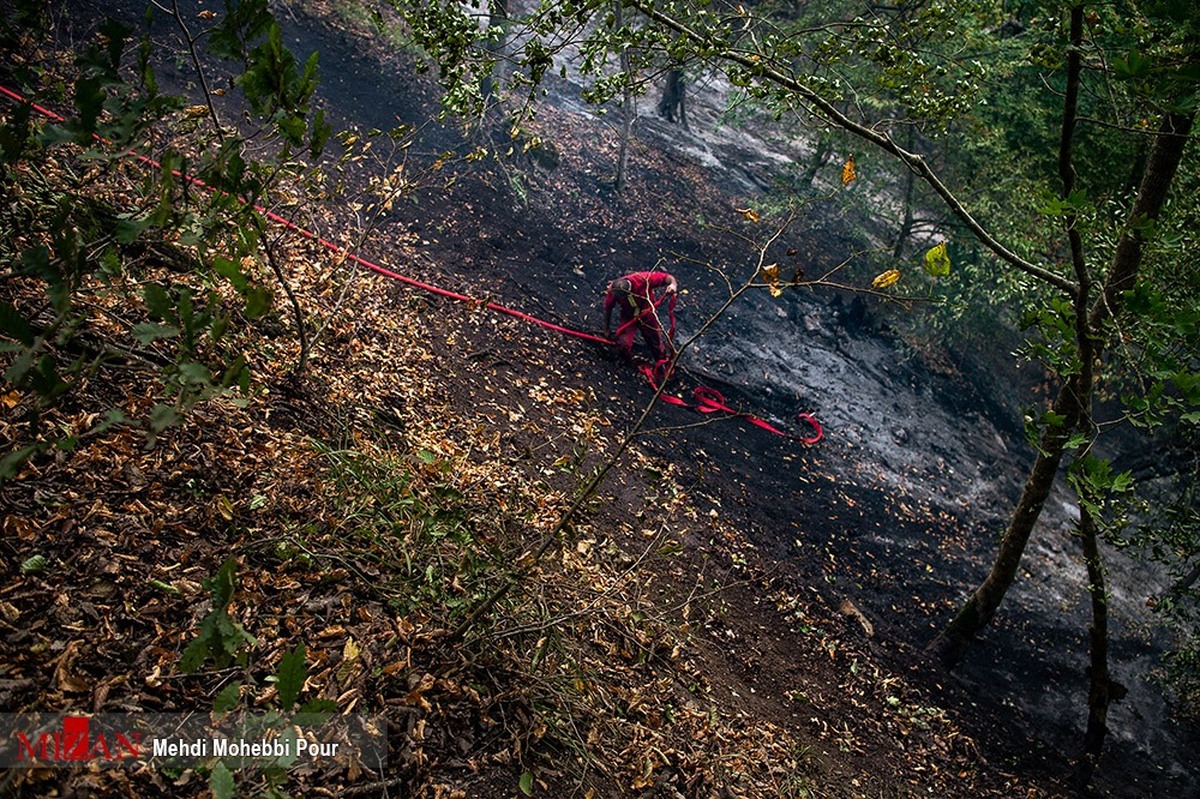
[157, 0, 225, 137]
[251, 214, 310, 375]
[339, 776, 407, 796]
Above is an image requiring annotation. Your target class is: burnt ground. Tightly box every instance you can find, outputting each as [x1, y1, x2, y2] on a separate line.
[28, 1, 1200, 796]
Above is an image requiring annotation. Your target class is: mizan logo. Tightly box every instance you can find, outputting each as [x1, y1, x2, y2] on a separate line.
[15, 716, 142, 763]
[2, 712, 383, 770]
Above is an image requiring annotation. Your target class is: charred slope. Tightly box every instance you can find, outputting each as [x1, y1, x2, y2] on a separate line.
[41, 1, 1200, 795]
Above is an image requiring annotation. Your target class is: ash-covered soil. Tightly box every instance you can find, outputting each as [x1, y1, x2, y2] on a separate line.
[38, 1, 1200, 796]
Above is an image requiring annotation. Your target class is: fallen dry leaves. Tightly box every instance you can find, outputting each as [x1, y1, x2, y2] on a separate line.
[0, 9, 1063, 797]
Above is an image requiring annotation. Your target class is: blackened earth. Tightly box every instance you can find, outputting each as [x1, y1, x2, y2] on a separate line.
[41, 2, 1200, 796]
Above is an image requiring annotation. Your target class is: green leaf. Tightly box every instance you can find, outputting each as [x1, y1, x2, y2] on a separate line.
[275, 643, 307, 710]
[0, 302, 35, 346]
[310, 108, 332, 158]
[17, 245, 51, 280]
[1, 443, 46, 483]
[149, 403, 181, 433]
[209, 760, 236, 799]
[212, 256, 249, 293]
[71, 76, 104, 139]
[245, 284, 272, 320]
[30, 355, 70, 399]
[132, 322, 181, 345]
[1113, 49, 1152, 80]
[519, 770, 534, 796]
[1065, 432, 1089, 450]
[210, 315, 230, 341]
[0, 102, 31, 165]
[179, 628, 214, 673]
[149, 578, 180, 595]
[115, 216, 150, 244]
[207, 0, 273, 60]
[214, 681, 243, 715]
[1043, 411, 1067, 428]
[176, 287, 195, 330]
[923, 242, 951, 277]
[5, 350, 35, 386]
[220, 356, 250, 391]
[278, 114, 306, 145]
[144, 283, 174, 321]
[297, 698, 337, 718]
[181, 560, 257, 673]
[177, 361, 213, 387]
[20, 554, 48, 575]
[209, 558, 240, 609]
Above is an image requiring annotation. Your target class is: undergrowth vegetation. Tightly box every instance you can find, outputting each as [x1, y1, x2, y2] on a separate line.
[0, 112, 825, 797]
[3, 2, 1140, 796]
[0, 20, 830, 794]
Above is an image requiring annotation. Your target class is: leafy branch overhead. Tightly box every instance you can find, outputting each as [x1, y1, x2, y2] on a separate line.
[0, 1, 334, 480]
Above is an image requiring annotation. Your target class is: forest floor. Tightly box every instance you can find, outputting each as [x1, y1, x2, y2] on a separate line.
[1, 1, 1197, 798]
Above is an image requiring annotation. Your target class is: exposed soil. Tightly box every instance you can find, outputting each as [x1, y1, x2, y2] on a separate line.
[17, 1, 1200, 797]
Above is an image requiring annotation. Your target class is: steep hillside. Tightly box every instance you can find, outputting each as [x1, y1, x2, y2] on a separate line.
[1, 2, 1195, 798]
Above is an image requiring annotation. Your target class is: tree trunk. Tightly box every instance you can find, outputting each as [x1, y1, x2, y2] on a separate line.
[928, 379, 1084, 667]
[479, 0, 509, 112]
[657, 68, 688, 130]
[615, 1, 634, 195]
[1089, 109, 1194, 329]
[801, 130, 833, 187]
[893, 128, 918, 258]
[928, 78, 1196, 669]
[1075, 502, 1125, 789]
[254, 217, 309, 377]
[616, 89, 634, 194]
[929, 5, 1089, 667]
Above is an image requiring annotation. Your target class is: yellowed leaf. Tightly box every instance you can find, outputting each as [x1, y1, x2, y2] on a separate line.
[923, 241, 951, 276]
[338, 638, 362, 684]
[872, 269, 901, 289]
[761, 263, 784, 296]
[841, 155, 857, 185]
[735, 206, 761, 223]
[214, 495, 234, 521]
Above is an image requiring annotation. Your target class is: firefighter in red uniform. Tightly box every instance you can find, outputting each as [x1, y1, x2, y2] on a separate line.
[604, 271, 678, 362]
